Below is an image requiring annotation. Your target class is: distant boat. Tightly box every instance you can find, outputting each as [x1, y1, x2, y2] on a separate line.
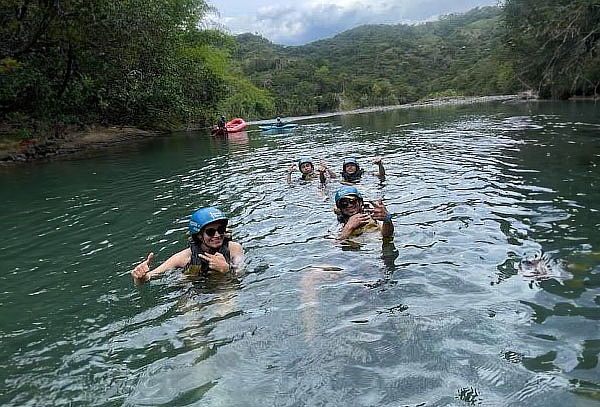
[211, 118, 247, 135]
[259, 123, 298, 131]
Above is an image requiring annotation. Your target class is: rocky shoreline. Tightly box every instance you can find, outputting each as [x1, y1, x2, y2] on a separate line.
[0, 126, 162, 166]
[1, 95, 525, 166]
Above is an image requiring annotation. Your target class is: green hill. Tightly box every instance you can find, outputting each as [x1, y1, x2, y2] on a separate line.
[234, 6, 519, 116]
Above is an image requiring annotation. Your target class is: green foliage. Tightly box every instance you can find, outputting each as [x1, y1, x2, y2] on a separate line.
[0, 0, 272, 133]
[503, 0, 600, 98]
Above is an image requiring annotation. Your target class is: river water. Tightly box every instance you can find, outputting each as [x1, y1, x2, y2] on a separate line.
[1, 101, 599, 406]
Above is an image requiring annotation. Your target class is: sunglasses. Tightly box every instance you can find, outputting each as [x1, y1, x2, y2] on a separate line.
[203, 225, 227, 237]
[337, 197, 360, 208]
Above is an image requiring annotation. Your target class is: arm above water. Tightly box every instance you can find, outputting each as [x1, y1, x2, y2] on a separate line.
[229, 241, 244, 275]
[373, 157, 386, 177]
[371, 199, 394, 238]
[286, 164, 296, 184]
[131, 248, 191, 285]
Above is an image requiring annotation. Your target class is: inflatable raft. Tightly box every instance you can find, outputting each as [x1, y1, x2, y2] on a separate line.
[225, 118, 247, 133]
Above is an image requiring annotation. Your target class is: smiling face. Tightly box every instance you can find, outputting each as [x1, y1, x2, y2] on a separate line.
[300, 162, 314, 174]
[200, 220, 227, 250]
[344, 163, 358, 174]
[337, 194, 362, 217]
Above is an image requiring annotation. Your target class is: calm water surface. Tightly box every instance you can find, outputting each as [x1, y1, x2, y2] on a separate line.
[1, 101, 599, 406]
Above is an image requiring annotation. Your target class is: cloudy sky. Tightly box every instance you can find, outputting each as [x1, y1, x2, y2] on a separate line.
[208, 0, 499, 45]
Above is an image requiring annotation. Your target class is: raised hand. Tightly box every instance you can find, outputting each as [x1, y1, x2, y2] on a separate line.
[372, 156, 382, 164]
[198, 252, 230, 273]
[131, 252, 154, 283]
[371, 199, 389, 222]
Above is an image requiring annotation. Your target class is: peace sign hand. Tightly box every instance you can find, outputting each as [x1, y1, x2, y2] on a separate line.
[131, 252, 154, 283]
[198, 252, 230, 273]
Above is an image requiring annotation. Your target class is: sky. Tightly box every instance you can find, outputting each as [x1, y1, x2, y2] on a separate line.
[207, 0, 499, 45]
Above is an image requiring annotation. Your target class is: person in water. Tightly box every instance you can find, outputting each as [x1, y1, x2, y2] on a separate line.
[341, 157, 386, 183]
[276, 117, 284, 127]
[131, 207, 244, 284]
[287, 157, 336, 184]
[217, 115, 227, 130]
[334, 186, 394, 239]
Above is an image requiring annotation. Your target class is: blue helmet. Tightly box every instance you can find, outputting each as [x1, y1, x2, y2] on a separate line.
[343, 157, 360, 170]
[298, 157, 313, 170]
[334, 186, 363, 203]
[189, 207, 228, 235]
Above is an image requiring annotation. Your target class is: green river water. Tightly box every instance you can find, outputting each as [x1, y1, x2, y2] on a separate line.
[1, 100, 599, 406]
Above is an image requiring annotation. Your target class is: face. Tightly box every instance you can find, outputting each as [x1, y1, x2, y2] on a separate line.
[300, 162, 314, 174]
[337, 195, 362, 216]
[201, 220, 227, 249]
[344, 163, 358, 174]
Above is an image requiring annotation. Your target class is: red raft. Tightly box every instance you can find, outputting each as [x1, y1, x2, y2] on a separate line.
[225, 118, 247, 133]
[211, 118, 247, 135]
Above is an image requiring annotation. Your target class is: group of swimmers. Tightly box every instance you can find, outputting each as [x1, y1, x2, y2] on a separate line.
[131, 157, 393, 285]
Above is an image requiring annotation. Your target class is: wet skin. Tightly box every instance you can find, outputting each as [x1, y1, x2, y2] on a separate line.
[344, 163, 358, 174]
[300, 162, 314, 175]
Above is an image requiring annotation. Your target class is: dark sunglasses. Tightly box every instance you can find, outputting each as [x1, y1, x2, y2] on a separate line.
[203, 225, 227, 237]
[337, 197, 359, 208]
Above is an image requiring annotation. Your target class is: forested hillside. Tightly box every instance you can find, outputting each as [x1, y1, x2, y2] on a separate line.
[235, 2, 599, 116]
[235, 7, 519, 116]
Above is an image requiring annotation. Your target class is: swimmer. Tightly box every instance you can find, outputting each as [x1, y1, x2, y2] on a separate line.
[287, 157, 336, 184]
[334, 186, 394, 240]
[341, 157, 386, 183]
[131, 207, 244, 285]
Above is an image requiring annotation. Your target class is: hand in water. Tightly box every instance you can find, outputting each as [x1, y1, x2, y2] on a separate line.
[370, 199, 389, 221]
[131, 253, 154, 283]
[372, 157, 382, 164]
[198, 252, 230, 273]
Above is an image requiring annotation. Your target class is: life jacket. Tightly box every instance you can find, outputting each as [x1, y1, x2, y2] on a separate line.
[301, 172, 316, 181]
[341, 168, 364, 183]
[185, 238, 231, 277]
[338, 213, 379, 237]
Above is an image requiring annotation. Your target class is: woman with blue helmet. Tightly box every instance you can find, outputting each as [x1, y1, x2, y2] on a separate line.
[334, 186, 394, 239]
[131, 207, 244, 284]
[341, 157, 386, 184]
[287, 157, 336, 184]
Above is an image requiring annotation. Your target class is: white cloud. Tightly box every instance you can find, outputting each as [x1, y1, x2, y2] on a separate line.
[213, 0, 498, 45]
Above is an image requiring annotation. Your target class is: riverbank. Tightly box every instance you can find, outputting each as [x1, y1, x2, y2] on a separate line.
[1, 95, 521, 165]
[0, 126, 162, 166]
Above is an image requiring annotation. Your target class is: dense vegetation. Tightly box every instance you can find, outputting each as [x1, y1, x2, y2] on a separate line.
[0, 0, 271, 138]
[1, 1, 598, 142]
[234, 7, 520, 116]
[504, 0, 600, 98]
[235, 3, 599, 116]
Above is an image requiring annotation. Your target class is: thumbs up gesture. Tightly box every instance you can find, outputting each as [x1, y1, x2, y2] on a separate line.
[131, 252, 154, 284]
